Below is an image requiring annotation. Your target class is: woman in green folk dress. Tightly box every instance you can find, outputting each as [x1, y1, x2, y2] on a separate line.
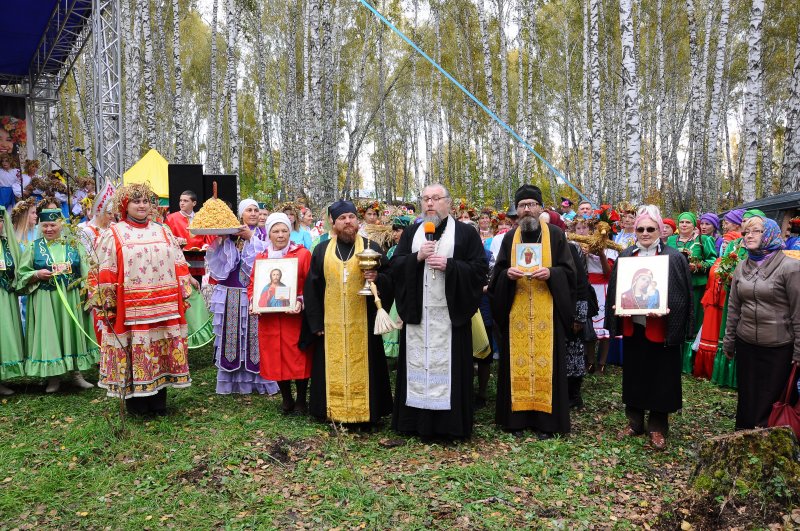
[0, 206, 24, 395]
[18, 208, 99, 392]
[666, 211, 718, 374]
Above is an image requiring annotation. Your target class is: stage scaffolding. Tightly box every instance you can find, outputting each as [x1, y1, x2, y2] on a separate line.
[0, 0, 121, 185]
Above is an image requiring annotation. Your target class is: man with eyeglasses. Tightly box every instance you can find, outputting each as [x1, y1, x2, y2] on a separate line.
[488, 184, 577, 438]
[391, 183, 488, 439]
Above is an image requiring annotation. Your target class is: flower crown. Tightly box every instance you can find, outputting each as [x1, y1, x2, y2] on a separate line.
[1, 116, 26, 144]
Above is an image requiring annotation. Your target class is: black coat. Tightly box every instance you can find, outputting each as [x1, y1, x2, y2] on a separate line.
[605, 243, 693, 347]
[488, 224, 577, 432]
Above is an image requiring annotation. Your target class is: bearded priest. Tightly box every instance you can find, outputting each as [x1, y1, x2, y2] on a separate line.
[391, 183, 488, 439]
[303, 200, 394, 425]
[488, 184, 577, 438]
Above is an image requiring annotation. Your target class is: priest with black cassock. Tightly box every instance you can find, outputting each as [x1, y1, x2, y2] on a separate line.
[303, 200, 394, 425]
[391, 183, 488, 439]
[488, 184, 577, 438]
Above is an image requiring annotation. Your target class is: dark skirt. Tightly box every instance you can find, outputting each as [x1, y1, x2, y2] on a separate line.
[393, 323, 475, 438]
[622, 324, 682, 413]
[495, 324, 570, 434]
[308, 335, 394, 424]
[734, 337, 793, 430]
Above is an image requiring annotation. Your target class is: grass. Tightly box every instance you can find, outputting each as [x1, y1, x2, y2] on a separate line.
[0, 345, 745, 529]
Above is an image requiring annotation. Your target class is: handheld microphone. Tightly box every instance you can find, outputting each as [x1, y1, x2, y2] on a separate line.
[41, 149, 52, 157]
[423, 221, 435, 241]
[72, 147, 85, 153]
[422, 221, 437, 279]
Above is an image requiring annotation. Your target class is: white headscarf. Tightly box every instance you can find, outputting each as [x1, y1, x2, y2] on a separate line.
[265, 212, 292, 236]
[264, 212, 294, 258]
[238, 198, 259, 219]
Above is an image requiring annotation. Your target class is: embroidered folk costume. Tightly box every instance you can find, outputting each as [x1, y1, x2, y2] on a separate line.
[304, 200, 394, 424]
[391, 206, 487, 438]
[249, 213, 313, 414]
[18, 209, 99, 388]
[0, 206, 24, 392]
[206, 199, 278, 395]
[489, 186, 577, 435]
[94, 184, 191, 412]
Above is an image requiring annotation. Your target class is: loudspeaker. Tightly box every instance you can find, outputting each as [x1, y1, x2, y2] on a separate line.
[203, 174, 238, 211]
[168, 164, 204, 213]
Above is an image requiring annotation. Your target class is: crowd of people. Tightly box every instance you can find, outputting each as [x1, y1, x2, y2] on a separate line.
[0, 178, 798, 451]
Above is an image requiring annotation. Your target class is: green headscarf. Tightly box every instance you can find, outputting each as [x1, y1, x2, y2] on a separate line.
[677, 212, 697, 226]
[743, 209, 766, 220]
[38, 209, 63, 223]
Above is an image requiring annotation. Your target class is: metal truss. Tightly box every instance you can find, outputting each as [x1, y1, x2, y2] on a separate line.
[92, 0, 122, 184]
[29, 0, 94, 102]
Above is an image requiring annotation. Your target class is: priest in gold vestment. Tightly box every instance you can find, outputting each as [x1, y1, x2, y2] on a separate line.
[489, 184, 577, 437]
[304, 200, 394, 424]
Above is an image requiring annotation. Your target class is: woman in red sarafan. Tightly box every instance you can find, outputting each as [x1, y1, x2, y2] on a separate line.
[249, 212, 312, 415]
[94, 182, 192, 415]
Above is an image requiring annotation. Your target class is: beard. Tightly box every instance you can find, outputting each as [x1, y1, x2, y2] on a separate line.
[518, 214, 540, 233]
[336, 224, 357, 243]
[423, 213, 443, 228]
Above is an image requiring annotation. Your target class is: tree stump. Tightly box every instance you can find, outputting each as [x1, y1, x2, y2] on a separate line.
[691, 426, 800, 506]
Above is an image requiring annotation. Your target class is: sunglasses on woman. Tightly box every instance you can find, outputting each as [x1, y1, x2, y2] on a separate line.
[635, 226, 657, 233]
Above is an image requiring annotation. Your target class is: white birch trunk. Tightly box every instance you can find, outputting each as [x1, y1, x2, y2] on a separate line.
[704, 0, 729, 209]
[497, 0, 510, 195]
[781, 25, 800, 194]
[208, 0, 219, 173]
[172, 0, 184, 163]
[619, 0, 641, 202]
[589, 0, 602, 191]
[225, 0, 240, 176]
[308, 0, 323, 200]
[476, 0, 499, 184]
[742, 0, 764, 202]
[141, 0, 156, 148]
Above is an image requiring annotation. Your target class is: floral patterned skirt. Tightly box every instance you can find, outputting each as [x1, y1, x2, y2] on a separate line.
[98, 319, 191, 398]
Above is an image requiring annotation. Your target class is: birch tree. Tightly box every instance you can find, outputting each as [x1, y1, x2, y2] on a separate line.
[476, 0, 500, 186]
[225, 0, 240, 175]
[742, 0, 765, 202]
[589, 0, 602, 190]
[704, 0, 730, 209]
[782, 24, 800, 194]
[619, 0, 641, 202]
[172, 0, 184, 163]
[208, 0, 219, 173]
[141, 0, 156, 148]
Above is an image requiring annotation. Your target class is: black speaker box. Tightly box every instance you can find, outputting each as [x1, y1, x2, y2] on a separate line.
[167, 164, 204, 212]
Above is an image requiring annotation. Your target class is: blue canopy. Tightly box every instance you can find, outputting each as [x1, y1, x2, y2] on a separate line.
[1, 0, 92, 79]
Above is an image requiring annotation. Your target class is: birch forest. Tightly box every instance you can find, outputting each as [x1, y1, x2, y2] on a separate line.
[54, 0, 800, 211]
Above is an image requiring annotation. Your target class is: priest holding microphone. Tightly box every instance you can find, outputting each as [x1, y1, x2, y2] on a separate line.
[391, 184, 488, 439]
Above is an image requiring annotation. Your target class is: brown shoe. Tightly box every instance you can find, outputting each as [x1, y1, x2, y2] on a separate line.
[617, 426, 641, 439]
[649, 432, 666, 450]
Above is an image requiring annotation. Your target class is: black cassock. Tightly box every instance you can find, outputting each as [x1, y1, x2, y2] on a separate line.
[303, 236, 394, 423]
[391, 218, 488, 438]
[489, 225, 576, 433]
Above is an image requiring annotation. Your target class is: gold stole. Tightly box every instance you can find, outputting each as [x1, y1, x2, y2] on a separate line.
[509, 225, 554, 413]
[323, 236, 370, 422]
